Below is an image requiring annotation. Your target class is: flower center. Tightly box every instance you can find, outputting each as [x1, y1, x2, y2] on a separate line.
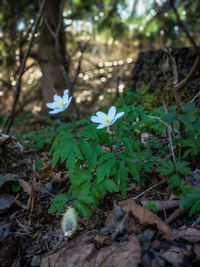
[59, 101, 65, 107]
[104, 117, 111, 123]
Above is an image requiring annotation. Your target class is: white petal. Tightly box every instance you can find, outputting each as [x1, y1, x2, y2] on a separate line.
[63, 92, 69, 102]
[54, 95, 62, 103]
[112, 112, 124, 124]
[91, 116, 104, 123]
[46, 102, 57, 109]
[64, 89, 69, 95]
[97, 123, 107, 129]
[49, 108, 62, 114]
[63, 97, 72, 110]
[108, 106, 116, 119]
[114, 111, 124, 120]
[96, 111, 107, 119]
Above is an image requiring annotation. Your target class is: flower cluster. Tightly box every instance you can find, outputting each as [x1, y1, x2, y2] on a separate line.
[46, 90, 124, 129]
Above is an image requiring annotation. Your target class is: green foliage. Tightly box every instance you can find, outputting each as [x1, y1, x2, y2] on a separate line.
[179, 187, 200, 216]
[47, 100, 200, 218]
[48, 194, 71, 216]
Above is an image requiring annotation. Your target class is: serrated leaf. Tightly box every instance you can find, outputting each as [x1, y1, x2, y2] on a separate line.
[168, 173, 181, 188]
[175, 161, 192, 175]
[52, 151, 60, 168]
[103, 179, 119, 193]
[156, 160, 175, 175]
[70, 169, 92, 185]
[72, 139, 83, 160]
[97, 158, 116, 184]
[80, 138, 97, 166]
[66, 151, 75, 175]
[48, 193, 70, 215]
[73, 200, 91, 218]
[98, 152, 115, 164]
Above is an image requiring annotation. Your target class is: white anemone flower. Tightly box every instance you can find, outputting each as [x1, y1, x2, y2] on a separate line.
[91, 106, 124, 129]
[46, 89, 72, 114]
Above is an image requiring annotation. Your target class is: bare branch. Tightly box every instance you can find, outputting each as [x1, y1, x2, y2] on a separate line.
[170, 0, 200, 91]
[3, 0, 47, 134]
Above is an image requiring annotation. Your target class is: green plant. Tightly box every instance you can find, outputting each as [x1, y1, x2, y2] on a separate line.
[47, 99, 200, 219]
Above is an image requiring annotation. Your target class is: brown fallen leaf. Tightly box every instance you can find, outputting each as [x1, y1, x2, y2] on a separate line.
[159, 244, 191, 266]
[95, 233, 141, 267]
[41, 231, 141, 267]
[143, 244, 191, 267]
[121, 199, 171, 234]
[141, 200, 179, 212]
[170, 226, 200, 243]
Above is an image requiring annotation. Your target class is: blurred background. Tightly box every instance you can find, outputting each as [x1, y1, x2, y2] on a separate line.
[0, 0, 199, 122]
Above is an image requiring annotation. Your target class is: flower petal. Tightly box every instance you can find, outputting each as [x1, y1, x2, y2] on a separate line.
[91, 116, 104, 123]
[49, 108, 62, 114]
[54, 95, 62, 103]
[112, 112, 124, 124]
[97, 123, 107, 129]
[108, 106, 116, 119]
[46, 102, 57, 109]
[63, 92, 69, 102]
[114, 111, 124, 120]
[96, 111, 107, 120]
[64, 89, 69, 95]
[63, 96, 72, 110]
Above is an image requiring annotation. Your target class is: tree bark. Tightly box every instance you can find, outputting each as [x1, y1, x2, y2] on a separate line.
[38, 0, 69, 113]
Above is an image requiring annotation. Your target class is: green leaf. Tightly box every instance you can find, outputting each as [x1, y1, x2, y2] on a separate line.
[179, 187, 200, 216]
[72, 139, 83, 160]
[103, 179, 119, 193]
[80, 138, 97, 166]
[70, 169, 92, 185]
[182, 102, 197, 113]
[124, 160, 140, 183]
[35, 159, 43, 170]
[98, 152, 115, 164]
[48, 193, 70, 215]
[66, 151, 75, 175]
[156, 160, 175, 175]
[97, 158, 116, 184]
[168, 173, 181, 188]
[144, 200, 158, 211]
[175, 161, 192, 175]
[52, 151, 60, 168]
[73, 200, 91, 218]
[161, 112, 176, 123]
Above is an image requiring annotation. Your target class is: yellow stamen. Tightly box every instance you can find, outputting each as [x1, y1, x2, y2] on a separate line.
[104, 117, 111, 123]
[59, 101, 65, 107]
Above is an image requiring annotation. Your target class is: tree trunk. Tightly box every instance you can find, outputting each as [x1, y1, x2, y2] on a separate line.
[38, 0, 70, 113]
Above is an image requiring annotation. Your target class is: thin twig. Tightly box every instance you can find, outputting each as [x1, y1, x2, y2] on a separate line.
[133, 179, 168, 200]
[3, 0, 47, 134]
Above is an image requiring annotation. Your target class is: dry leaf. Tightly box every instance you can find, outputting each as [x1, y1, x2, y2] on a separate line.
[41, 232, 141, 267]
[95, 234, 141, 267]
[170, 226, 200, 243]
[121, 199, 171, 234]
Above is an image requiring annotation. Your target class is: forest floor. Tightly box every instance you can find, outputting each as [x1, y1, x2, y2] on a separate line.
[1, 46, 200, 267]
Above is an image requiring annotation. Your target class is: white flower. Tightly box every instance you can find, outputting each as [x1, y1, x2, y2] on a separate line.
[46, 89, 72, 114]
[91, 106, 124, 129]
